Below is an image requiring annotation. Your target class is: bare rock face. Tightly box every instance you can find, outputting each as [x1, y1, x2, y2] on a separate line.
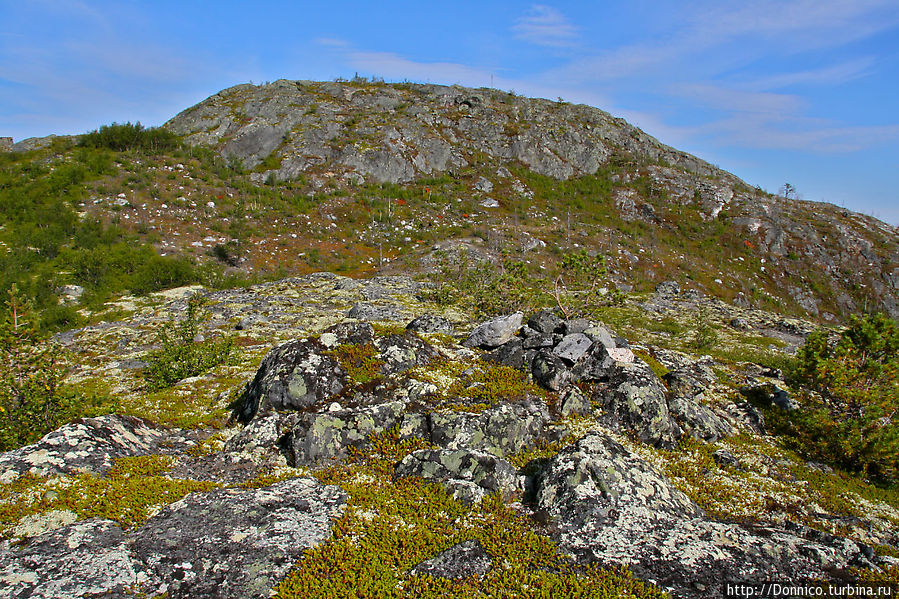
[536, 432, 875, 599]
[463, 312, 524, 349]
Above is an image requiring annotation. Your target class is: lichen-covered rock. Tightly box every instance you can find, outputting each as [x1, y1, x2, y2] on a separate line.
[288, 401, 406, 466]
[410, 539, 492, 579]
[232, 339, 348, 423]
[559, 386, 592, 418]
[726, 401, 766, 435]
[395, 448, 520, 504]
[740, 381, 799, 412]
[374, 333, 439, 375]
[0, 415, 169, 478]
[407, 314, 454, 334]
[0, 519, 159, 599]
[596, 361, 681, 449]
[132, 477, 346, 599]
[427, 401, 548, 457]
[463, 313, 523, 349]
[224, 412, 299, 459]
[536, 431, 875, 599]
[668, 395, 735, 442]
[531, 349, 570, 391]
[347, 302, 402, 322]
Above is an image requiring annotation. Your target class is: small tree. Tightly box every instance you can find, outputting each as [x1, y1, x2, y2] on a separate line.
[778, 183, 796, 199]
[0, 285, 72, 450]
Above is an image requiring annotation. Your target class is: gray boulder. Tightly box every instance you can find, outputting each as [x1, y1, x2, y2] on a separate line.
[484, 338, 529, 370]
[463, 313, 524, 348]
[536, 431, 875, 599]
[531, 350, 570, 391]
[527, 310, 564, 335]
[288, 401, 405, 466]
[407, 314, 454, 334]
[668, 395, 735, 442]
[373, 333, 439, 375]
[395, 448, 520, 504]
[559, 387, 592, 418]
[428, 401, 548, 457]
[596, 361, 681, 449]
[0, 415, 169, 478]
[232, 339, 348, 423]
[552, 333, 593, 364]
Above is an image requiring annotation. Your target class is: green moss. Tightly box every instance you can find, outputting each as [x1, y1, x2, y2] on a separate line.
[0, 455, 220, 537]
[632, 350, 669, 380]
[327, 343, 385, 384]
[275, 429, 665, 599]
[410, 358, 545, 412]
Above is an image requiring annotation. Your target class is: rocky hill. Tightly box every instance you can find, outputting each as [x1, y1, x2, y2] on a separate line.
[1, 79, 899, 598]
[163, 78, 899, 320]
[1, 275, 897, 598]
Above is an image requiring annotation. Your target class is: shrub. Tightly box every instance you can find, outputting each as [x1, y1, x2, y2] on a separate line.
[79, 122, 179, 153]
[0, 287, 80, 450]
[143, 294, 234, 390]
[767, 313, 899, 485]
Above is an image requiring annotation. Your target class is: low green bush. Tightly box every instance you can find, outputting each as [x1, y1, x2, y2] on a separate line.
[0, 287, 112, 451]
[766, 313, 899, 485]
[143, 294, 234, 390]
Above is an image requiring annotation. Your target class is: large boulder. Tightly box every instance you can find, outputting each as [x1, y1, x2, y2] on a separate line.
[395, 448, 520, 504]
[536, 432, 876, 599]
[0, 415, 170, 478]
[463, 313, 523, 349]
[0, 519, 157, 599]
[232, 339, 348, 423]
[595, 361, 681, 449]
[427, 400, 548, 457]
[287, 401, 406, 466]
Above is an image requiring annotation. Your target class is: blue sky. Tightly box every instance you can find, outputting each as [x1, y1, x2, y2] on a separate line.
[2, 1, 898, 225]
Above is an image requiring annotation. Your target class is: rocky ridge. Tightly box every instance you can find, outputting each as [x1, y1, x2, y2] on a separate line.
[2, 274, 898, 598]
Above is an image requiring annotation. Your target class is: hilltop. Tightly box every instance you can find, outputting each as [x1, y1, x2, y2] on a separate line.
[0, 79, 898, 598]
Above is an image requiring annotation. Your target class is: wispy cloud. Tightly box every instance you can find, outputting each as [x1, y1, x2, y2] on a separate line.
[748, 58, 876, 90]
[512, 4, 579, 48]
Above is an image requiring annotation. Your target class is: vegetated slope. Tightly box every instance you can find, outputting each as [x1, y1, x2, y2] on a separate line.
[165, 78, 899, 321]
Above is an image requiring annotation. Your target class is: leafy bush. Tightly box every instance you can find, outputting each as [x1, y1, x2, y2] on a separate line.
[0, 287, 112, 450]
[143, 294, 234, 390]
[79, 122, 179, 153]
[767, 313, 899, 485]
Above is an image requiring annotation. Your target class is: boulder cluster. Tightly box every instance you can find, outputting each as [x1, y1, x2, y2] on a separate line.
[0, 310, 886, 598]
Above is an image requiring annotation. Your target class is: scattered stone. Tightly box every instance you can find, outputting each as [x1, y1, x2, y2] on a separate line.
[726, 402, 766, 435]
[347, 303, 402, 322]
[407, 314, 454, 334]
[656, 281, 681, 296]
[668, 395, 735, 442]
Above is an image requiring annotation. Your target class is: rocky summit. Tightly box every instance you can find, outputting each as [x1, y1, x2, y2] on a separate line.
[1, 275, 898, 598]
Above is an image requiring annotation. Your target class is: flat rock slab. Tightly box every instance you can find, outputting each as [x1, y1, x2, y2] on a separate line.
[0, 415, 170, 478]
[552, 333, 593, 364]
[0, 477, 346, 599]
[0, 519, 157, 599]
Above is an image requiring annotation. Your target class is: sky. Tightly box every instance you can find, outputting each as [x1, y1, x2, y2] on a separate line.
[2, 1, 898, 225]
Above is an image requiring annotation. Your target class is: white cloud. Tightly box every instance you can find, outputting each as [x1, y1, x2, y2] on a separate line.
[512, 4, 579, 48]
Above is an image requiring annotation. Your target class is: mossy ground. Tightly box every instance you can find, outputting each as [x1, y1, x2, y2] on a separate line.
[0, 455, 220, 539]
[275, 428, 666, 599]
